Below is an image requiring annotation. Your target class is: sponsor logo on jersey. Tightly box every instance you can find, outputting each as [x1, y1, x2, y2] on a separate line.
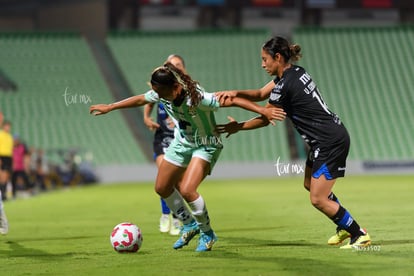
[270, 91, 281, 101]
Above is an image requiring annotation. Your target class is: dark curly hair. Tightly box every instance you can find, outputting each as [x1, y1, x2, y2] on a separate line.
[150, 62, 201, 111]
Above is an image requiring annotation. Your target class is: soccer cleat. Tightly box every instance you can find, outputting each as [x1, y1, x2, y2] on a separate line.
[159, 214, 170, 233]
[169, 217, 181, 236]
[328, 229, 351, 245]
[340, 232, 371, 249]
[196, 230, 217, 252]
[0, 207, 9, 235]
[173, 220, 200, 249]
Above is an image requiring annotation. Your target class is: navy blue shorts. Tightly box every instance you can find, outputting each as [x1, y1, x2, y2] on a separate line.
[306, 135, 350, 180]
[153, 136, 173, 160]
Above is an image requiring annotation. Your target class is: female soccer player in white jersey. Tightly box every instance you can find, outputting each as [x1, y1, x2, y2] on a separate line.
[216, 36, 371, 249]
[90, 62, 286, 252]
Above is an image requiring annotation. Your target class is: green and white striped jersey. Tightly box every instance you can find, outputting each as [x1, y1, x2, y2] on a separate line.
[144, 86, 221, 146]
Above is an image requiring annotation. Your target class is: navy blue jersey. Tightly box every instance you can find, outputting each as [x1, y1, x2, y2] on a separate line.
[154, 103, 174, 141]
[268, 65, 347, 148]
[153, 103, 175, 158]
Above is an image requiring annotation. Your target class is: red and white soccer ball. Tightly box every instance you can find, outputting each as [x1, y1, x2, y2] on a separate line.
[110, 222, 143, 253]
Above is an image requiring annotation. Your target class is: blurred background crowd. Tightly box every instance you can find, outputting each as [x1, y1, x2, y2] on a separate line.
[0, 111, 97, 200]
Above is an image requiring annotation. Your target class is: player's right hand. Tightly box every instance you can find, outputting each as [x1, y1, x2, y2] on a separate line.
[215, 91, 237, 106]
[89, 104, 111, 116]
[216, 116, 240, 138]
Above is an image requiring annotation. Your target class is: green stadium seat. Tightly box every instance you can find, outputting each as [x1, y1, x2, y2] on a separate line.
[0, 33, 147, 166]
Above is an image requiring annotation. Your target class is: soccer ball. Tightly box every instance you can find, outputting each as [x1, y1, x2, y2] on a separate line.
[110, 222, 143, 253]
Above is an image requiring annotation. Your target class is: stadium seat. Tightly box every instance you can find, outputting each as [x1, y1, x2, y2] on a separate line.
[0, 32, 148, 166]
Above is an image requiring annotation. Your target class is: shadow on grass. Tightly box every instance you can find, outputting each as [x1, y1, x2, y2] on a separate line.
[375, 239, 414, 245]
[4, 235, 94, 243]
[0, 236, 97, 259]
[218, 226, 284, 234]
[194, 237, 352, 276]
[0, 240, 75, 258]
[219, 234, 321, 248]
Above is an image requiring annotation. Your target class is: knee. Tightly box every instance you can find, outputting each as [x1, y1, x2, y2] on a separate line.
[178, 186, 192, 201]
[154, 183, 171, 198]
[177, 184, 199, 202]
[154, 185, 162, 196]
[310, 194, 326, 211]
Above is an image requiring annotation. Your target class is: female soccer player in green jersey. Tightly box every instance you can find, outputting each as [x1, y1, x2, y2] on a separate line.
[90, 62, 286, 252]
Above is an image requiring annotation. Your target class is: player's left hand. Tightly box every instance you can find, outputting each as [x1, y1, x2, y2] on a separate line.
[262, 106, 286, 125]
[216, 116, 240, 138]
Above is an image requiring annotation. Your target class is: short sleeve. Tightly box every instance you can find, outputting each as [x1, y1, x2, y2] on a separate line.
[144, 90, 160, 103]
[200, 92, 220, 111]
[268, 78, 286, 107]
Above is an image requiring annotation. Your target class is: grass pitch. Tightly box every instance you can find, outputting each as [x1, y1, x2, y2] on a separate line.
[1, 175, 413, 275]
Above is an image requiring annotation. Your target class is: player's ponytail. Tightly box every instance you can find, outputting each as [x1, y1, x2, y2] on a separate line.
[289, 44, 302, 62]
[263, 36, 302, 63]
[152, 62, 201, 113]
[164, 62, 201, 111]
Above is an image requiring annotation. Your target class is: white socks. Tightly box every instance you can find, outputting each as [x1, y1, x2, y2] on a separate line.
[163, 190, 212, 232]
[188, 195, 211, 233]
[163, 189, 193, 225]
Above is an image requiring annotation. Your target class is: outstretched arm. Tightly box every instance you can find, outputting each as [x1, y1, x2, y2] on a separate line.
[219, 95, 286, 125]
[216, 115, 270, 138]
[89, 94, 149, 116]
[215, 80, 275, 102]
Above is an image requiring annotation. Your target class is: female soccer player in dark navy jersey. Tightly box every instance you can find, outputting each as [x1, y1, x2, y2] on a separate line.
[216, 36, 371, 249]
[269, 64, 350, 180]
